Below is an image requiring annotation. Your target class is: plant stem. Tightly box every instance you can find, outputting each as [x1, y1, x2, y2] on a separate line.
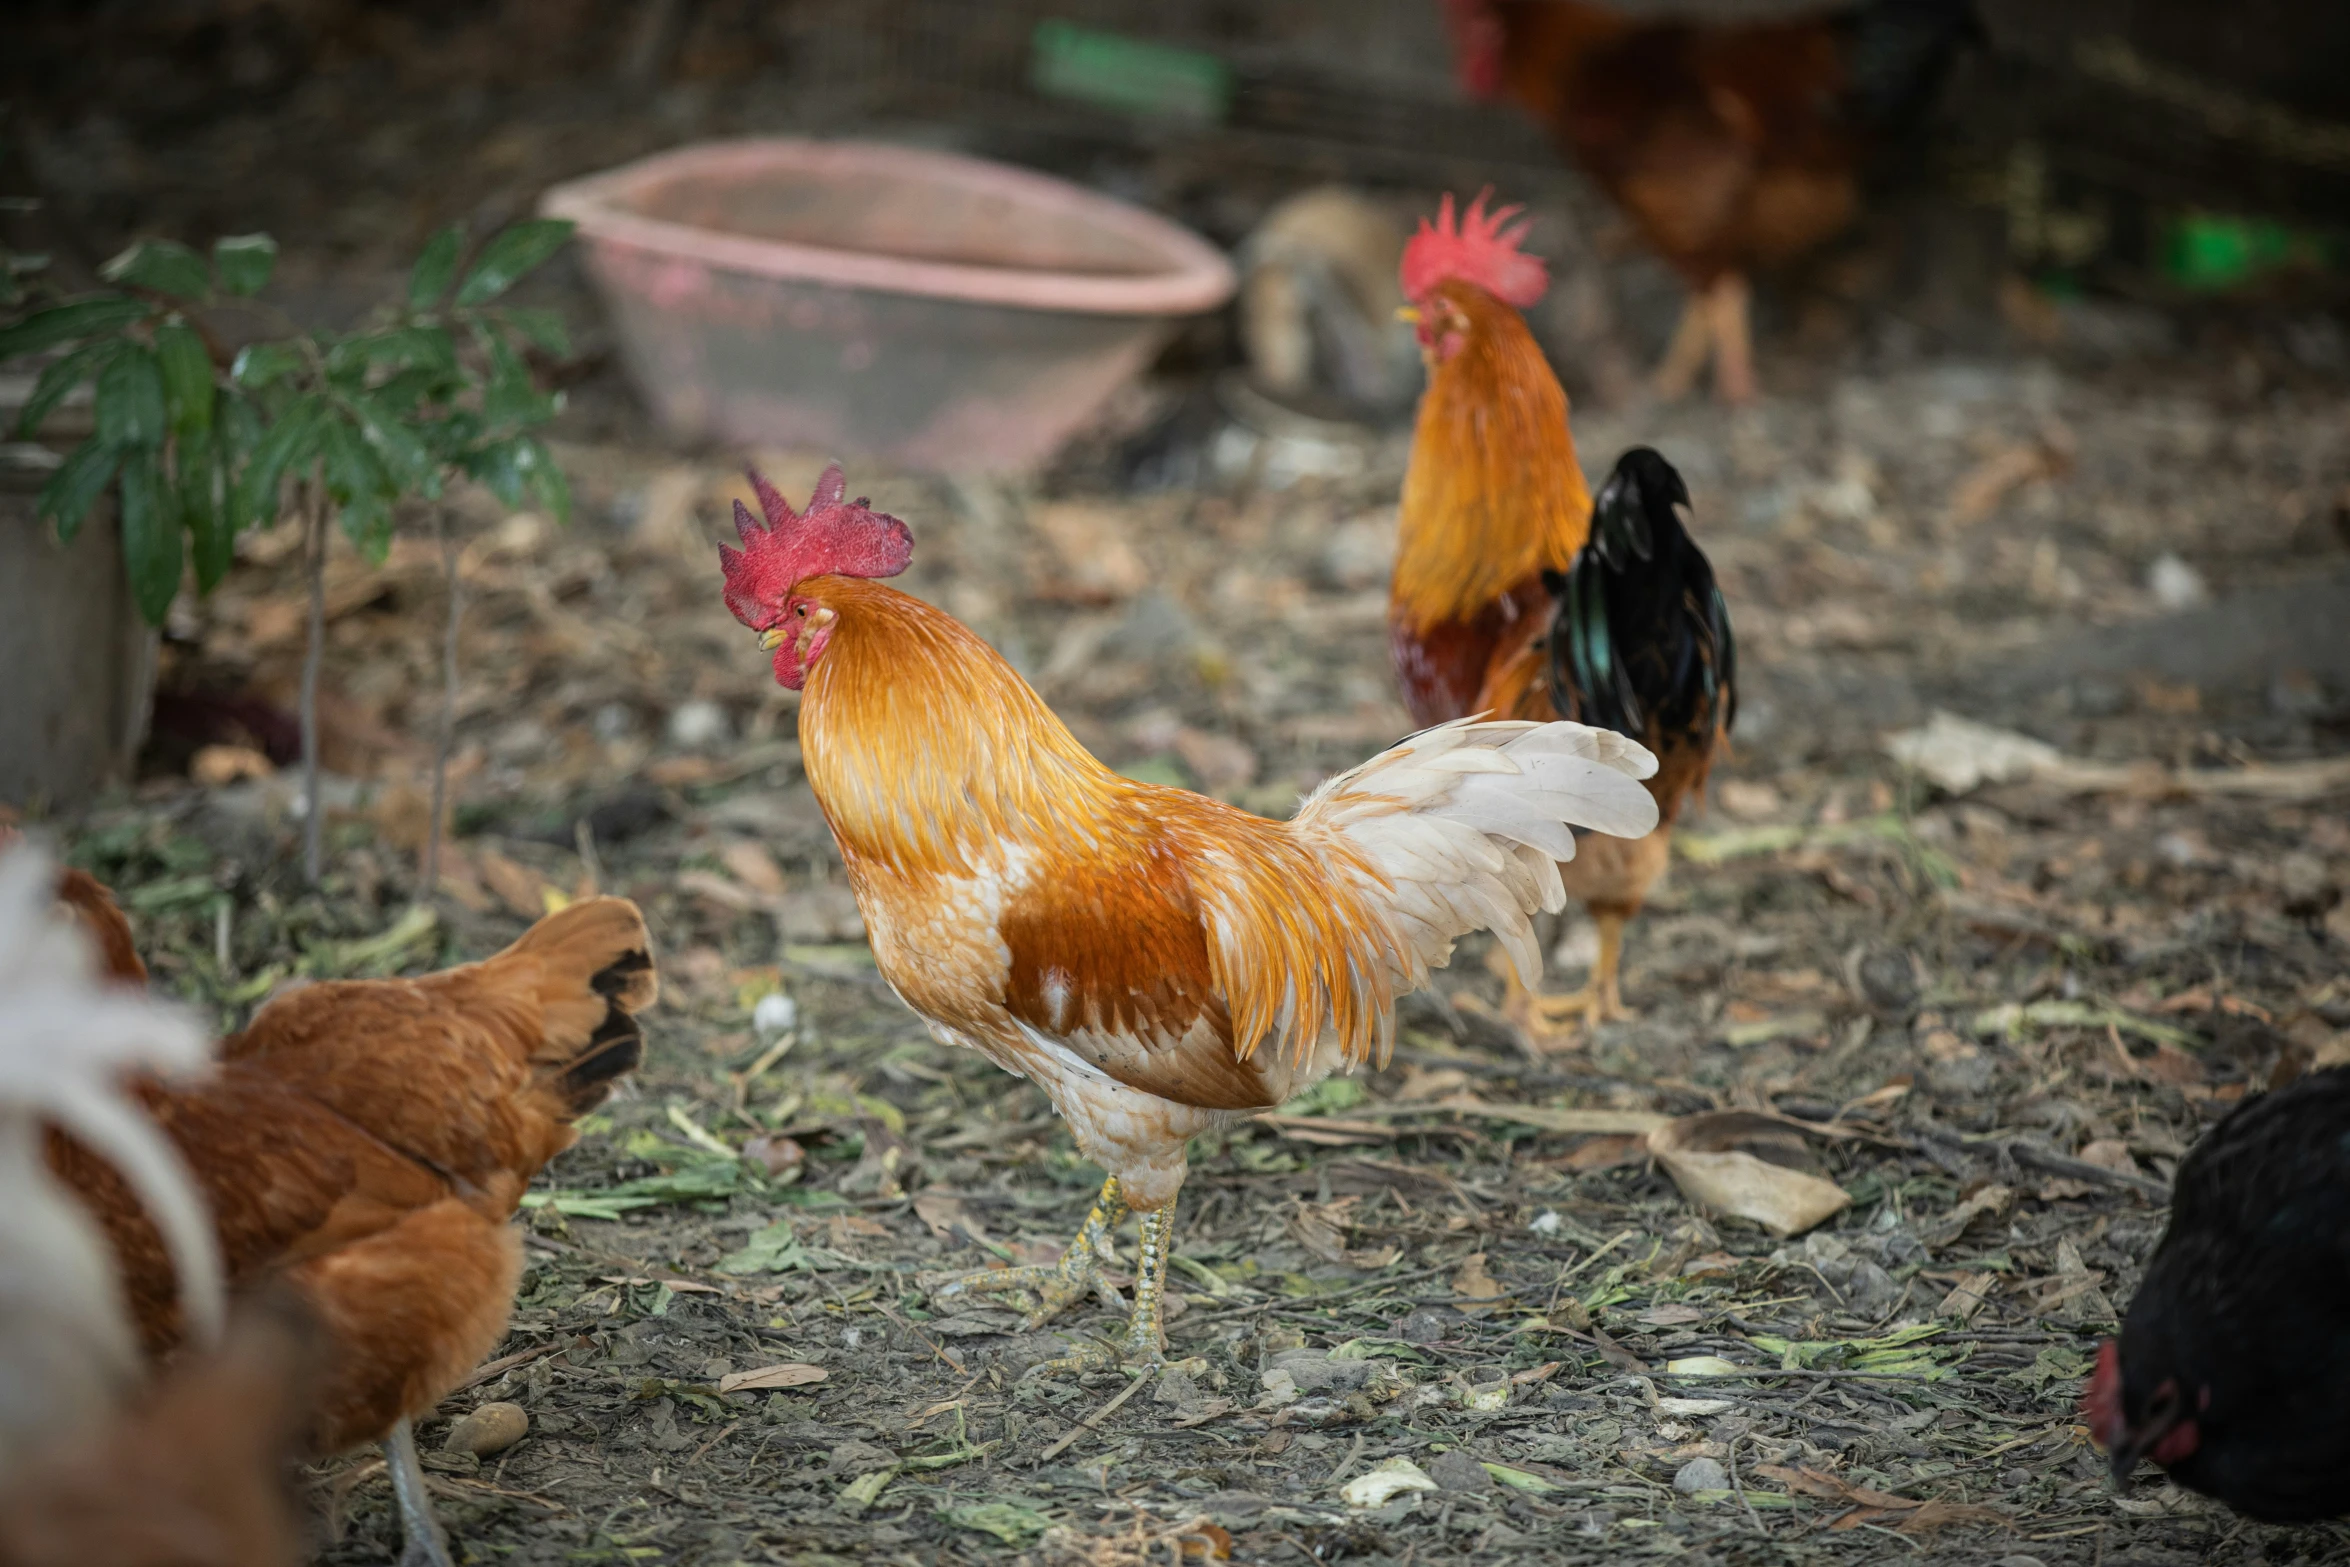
[423, 507, 462, 898]
[300, 473, 326, 886]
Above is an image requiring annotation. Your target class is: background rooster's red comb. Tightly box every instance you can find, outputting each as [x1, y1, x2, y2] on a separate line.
[719, 464, 913, 626]
[1400, 188, 1549, 309]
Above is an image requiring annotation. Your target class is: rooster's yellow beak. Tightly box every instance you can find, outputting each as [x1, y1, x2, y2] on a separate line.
[758, 627, 786, 650]
[1394, 306, 1420, 324]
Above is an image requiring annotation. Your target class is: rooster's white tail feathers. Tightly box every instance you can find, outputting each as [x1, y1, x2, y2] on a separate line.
[0, 843, 220, 1478]
[1295, 718, 1659, 998]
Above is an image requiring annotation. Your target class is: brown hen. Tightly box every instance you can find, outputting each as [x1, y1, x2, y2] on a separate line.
[48, 875, 656, 1567]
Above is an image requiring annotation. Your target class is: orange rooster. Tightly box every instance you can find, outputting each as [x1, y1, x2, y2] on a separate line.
[46, 872, 657, 1567]
[722, 466, 1660, 1368]
[1394, 197, 1735, 1042]
[1442, 0, 1976, 401]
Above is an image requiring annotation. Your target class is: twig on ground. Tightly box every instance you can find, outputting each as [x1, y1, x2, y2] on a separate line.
[1038, 1367, 1158, 1463]
[1180, 1263, 1453, 1327]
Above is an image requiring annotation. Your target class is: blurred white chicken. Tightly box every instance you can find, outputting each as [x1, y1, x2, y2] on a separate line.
[0, 842, 220, 1478]
[1238, 186, 1422, 417]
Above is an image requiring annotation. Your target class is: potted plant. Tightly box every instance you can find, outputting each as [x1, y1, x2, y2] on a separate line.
[0, 219, 574, 879]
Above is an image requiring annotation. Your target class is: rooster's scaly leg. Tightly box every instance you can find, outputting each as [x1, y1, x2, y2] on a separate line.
[1652, 291, 1714, 401]
[1710, 273, 1757, 405]
[1024, 1201, 1178, 1379]
[384, 1417, 457, 1567]
[1493, 913, 1639, 1047]
[928, 1175, 1129, 1328]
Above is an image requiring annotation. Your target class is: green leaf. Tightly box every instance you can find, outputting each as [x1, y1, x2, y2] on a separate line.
[0, 296, 152, 362]
[463, 434, 529, 509]
[407, 224, 464, 311]
[516, 435, 570, 523]
[942, 1502, 1051, 1546]
[13, 337, 123, 437]
[228, 394, 322, 534]
[478, 328, 557, 430]
[320, 412, 391, 504]
[36, 440, 122, 544]
[218, 390, 262, 469]
[118, 449, 184, 625]
[347, 391, 439, 496]
[716, 1220, 808, 1275]
[154, 320, 215, 437]
[340, 489, 393, 562]
[94, 346, 169, 448]
[180, 428, 232, 592]
[321, 415, 395, 560]
[99, 239, 211, 302]
[231, 341, 304, 391]
[325, 325, 458, 384]
[369, 364, 451, 418]
[211, 234, 277, 296]
[499, 306, 571, 358]
[453, 218, 574, 306]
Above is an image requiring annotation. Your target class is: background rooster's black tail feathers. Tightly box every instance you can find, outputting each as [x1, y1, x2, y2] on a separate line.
[1545, 448, 1736, 752]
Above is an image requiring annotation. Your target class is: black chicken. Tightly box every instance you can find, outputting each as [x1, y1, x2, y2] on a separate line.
[2086, 1065, 2350, 1521]
[1517, 445, 1735, 1031]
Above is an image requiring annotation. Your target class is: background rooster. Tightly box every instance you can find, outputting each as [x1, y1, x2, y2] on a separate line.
[1391, 190, 1590, 734]
[1392, 196, 1735, 1043]
[47, 873, 658, 1567]
[722, 466, 1659, 1370]
[2086, 1066, 2350, 1522]
[1441, 0, 1979, 401]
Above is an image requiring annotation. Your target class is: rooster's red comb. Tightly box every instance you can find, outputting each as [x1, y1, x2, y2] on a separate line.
[1400, 188, 1548, 309]
[719, 464, 912, 626]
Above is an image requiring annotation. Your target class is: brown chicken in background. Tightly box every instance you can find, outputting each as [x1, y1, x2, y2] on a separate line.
[46, 873, 657, 1567]
[1441, 0, 1977, 401]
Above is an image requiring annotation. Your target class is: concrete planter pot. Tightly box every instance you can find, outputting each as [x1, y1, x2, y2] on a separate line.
[0, 455, 157, 809]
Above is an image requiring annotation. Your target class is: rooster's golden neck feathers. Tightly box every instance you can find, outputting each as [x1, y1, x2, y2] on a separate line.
[1394, 281, 1590, 635]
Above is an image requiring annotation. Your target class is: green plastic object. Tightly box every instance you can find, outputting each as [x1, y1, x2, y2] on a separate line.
[2163, 212, 2324, 292]
[1030, 19, 1233, 124]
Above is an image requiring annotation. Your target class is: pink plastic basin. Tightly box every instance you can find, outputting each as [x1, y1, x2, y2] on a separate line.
[542, 139, 1236, 472]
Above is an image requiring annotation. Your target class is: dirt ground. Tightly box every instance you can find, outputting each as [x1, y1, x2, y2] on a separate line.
[14, 30, 2350, 1567]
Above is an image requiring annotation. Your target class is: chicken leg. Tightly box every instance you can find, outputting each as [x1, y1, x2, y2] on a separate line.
[1650, 274, 1757, 405]
[1493, 910, 1637, 1047]
[384, 1418, 457, 1567]
[929, 1175, 1177, 1375]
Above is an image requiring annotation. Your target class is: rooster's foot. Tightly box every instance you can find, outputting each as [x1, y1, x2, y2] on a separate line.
[1528, 983, 1638, 1030]
[1021, 1204, 1180, 1382]
[1022, 1324, 1168, 1381]
[929, 1175, 1128, 1330]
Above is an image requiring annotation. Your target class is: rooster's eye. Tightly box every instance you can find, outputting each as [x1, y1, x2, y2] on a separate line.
[795, 605, 807, 617]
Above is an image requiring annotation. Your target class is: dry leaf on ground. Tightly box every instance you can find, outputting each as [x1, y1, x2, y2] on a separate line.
[1648, 1111, 1852, 1237]
[1449, 1251, 1512, 1315]
[718, 1363, 828, 1394]
[1754, 1464, 2004, 1534]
